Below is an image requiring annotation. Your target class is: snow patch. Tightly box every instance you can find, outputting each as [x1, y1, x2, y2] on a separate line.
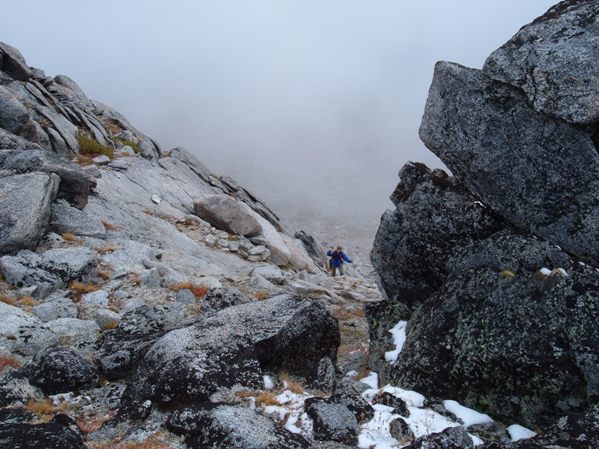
[384, 320, 408, 363]
[507, 424, 536, 441]
[263, 375, 274, 390]
[404, 406, 459, 438]
[443, 399, 493, 427]
[359, 371, 379, 389]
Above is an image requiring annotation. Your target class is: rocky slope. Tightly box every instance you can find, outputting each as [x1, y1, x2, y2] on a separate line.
[369, 0, 599, 447]
[0, 40, 389, 448]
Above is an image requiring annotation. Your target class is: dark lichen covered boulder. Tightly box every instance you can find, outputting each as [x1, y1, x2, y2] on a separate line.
[392, 231, 599, 428]
[120, 295, 339, 417]
[166, 403, 310, 449]
[0, 413, 86, 449]
[28, 346, 99, 394]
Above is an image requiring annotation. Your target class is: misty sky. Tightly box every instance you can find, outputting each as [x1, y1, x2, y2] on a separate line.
[2, 0, 556, 250]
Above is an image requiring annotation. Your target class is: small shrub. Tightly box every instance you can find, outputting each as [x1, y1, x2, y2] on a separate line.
[94, 244, 118, 255]
[77, 411, 115, 433]
[19, 296, 37, 306]
[168, 282, 208, 299]
[114, 137, 142, 154]
[77, 132, 114, 159]
[256, 391, 280, 406]
[255, 291, 269, 301]
[101, 221, 121, 231]
[0, 355, 21, 372]
[69, 281, 101, 296]
[62, 232, 83, 243]
[0, 293, 16, 305]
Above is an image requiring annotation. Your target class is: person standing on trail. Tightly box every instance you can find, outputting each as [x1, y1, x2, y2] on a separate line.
[327, 246, 352, 277]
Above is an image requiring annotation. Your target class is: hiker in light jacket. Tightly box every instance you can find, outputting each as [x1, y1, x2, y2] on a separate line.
[327, 246, 352, 277]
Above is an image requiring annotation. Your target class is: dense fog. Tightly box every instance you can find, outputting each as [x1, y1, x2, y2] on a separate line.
[2, 0, 555, 253]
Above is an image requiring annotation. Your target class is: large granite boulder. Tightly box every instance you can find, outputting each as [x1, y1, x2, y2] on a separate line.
[166, 404, 310, 449]
[0, 302, 58, 356]
[28, 346, 99, 394]
[0, 172, 59, 254]
[419, 61, 599, 266]
[194, 194, 263, 237]
[483, 1, 599, 125]
[120, 295, 339, 417]
[391, 231, 598, 428]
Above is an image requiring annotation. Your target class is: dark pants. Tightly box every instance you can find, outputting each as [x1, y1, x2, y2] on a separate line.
[331, 264, 344, 276]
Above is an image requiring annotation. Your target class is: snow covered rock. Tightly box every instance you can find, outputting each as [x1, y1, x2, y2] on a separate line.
[119, 295, 339, 416]
[194, 194, 263, 237]
[166, 403, 310, 448]
[28, 346, 99, 394]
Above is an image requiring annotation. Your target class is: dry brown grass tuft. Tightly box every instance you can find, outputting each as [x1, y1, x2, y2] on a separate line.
[255, 391, 280, 406]
[19, 296, 37, 307]
[168, 282, 208, 299]
[255, 291, 269, 301]
[0, 269, 5, 282]
[93, 244, 118, 255]
[278, 372, 304, 394]
[103, 320, 119, 330]
[26, 399, 70, 421]
[0, 355, 21, 372]
[88, 436, 171, 449]
[0, 293, 17, 305]
[97, 270, 112, 281]
[77, 410, 116, 433]
[62, 232, 83, 243]
[68, 281, 101, 300]
[101, 220, 121, 231]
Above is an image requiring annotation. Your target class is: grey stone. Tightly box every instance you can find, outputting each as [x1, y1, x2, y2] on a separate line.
[250, 275, 276, 292]
[94, 308, 121, 330]
[202, 287, 251, 314]
[120, 295, 339, 414]
[304, 397, 358, 445]
[331, 377, 375, 424]
[32, 294, 77, 322]
[39, 246, 97, 280]
[0, 172, 59, 254]
[140, 267, 161, 287]
[0, 370, 42, 407]
[405, 426, 473, 449]
[0, 302, 58, 356]
[0, 128, 42, 151]
[92, 155, 111, 165]
[28, 346, 99, 394]
[168, 146, 213, 181]
[310, 356, 337, 393]
[295, 230, 327, 268]
[0, 41, 33, 80]
[46, 318, 100, 349]
[48, 199, 107, 238]
[194, 194, 263, 237]
[79, 289, 110, 318]
[0, 85, 35, 138]
[389, 417, 414, 444]
[166, 404, 310, 448]
[484, 1, 599, 125]
[419, 61, 599, 265]
[175, 288, 197, 305]
[0, 250, 64, 298]
[251, 264, 286, 285]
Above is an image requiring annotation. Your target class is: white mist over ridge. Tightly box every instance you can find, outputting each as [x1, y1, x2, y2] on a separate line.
[1, 0, 556, 253]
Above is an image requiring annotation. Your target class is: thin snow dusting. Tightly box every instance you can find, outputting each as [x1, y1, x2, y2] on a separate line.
[443, 399, 493, 427]
[507, 424, 537, 441]
[384, 320, 408, 363]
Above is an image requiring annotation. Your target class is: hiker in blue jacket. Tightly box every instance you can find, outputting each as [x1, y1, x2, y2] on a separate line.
[327, 246, 352, 277]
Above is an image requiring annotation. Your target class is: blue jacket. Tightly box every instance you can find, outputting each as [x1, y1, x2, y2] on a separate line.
[327, 250, 352, 268]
